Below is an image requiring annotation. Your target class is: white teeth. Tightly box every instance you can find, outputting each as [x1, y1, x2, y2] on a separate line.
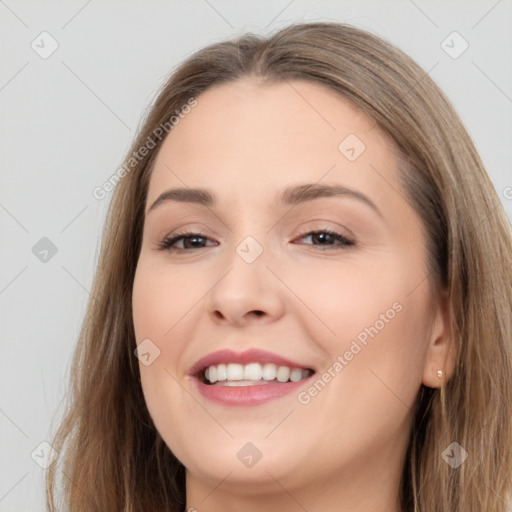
[290, 368, 303, 382]
[244, 362, 262, 381]
[262, 363, 277, 380]
[216, 363, 227, 381]
[276, 366, 290, 382]
[203, 362, 312, 385]
[226, 363, 244, 380]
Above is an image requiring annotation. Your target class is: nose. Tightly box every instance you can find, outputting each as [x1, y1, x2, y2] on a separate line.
[205, 247, 286, 327]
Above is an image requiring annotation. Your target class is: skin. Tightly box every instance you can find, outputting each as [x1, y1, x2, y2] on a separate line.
[132, 78, 455, 512]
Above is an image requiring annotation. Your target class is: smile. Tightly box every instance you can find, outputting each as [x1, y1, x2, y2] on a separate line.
[189, 348, 316, 406]
[204, 362, 313, 385]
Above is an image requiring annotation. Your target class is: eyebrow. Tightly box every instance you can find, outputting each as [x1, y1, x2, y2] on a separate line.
[146, 183, 382, 218]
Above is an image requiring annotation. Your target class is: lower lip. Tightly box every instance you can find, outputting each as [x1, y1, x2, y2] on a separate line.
[193, 377, 313, 406]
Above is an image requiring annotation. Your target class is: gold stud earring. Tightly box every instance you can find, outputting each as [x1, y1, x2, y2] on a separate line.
[437, 369, 443, 379]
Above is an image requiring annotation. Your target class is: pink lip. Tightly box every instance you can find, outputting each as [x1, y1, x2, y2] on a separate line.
[188, 348, 313, 377]
[188, 348, 315, 407]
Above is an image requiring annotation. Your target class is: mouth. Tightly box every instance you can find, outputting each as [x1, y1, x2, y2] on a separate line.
[189, 348, 316, 406]
[200, 362, 314, 386]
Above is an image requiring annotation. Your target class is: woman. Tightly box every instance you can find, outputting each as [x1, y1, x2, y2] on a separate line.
[46, 22, 512, 512]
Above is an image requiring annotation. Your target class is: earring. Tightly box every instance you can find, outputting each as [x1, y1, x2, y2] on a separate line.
[437, 369, 443, 379]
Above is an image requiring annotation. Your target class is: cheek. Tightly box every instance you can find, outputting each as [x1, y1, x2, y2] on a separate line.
[286, 256, 430, 400]
[287, 264, 431, 462]
[132, 259, 208, 346]
[279, 257, 404, 345]
[132, 261, 201, 462]
[132, 262, 189, 403]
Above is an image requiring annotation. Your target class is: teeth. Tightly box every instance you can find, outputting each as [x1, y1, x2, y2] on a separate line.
[227, 363, 244, 380]
[262, 363, 277, 380]
[290, 368, 303, 382]
[217, 363, 227, 381]
[244, 362, 262, 381]
[202, 362, 312, 385]
[276, 366, 290, 382]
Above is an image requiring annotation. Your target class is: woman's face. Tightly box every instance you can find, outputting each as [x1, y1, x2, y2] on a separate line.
[132, 78, 450, 507]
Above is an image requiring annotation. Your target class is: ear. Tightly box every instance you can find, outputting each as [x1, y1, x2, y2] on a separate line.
[422, 289, 457, 388]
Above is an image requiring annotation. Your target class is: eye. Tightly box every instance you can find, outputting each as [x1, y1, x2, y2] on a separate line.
[157, 228, 355, 252]
[157, 231, 217, 252]
[293, 229, 355, 250]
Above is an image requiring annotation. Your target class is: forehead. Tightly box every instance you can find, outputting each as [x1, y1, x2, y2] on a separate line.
[147, 78, 401, 209]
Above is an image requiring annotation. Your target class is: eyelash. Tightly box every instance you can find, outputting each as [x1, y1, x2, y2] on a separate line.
[156, 228, 355, 252]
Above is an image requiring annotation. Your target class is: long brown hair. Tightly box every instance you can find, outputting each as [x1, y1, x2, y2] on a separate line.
[46, 22, 512, 512]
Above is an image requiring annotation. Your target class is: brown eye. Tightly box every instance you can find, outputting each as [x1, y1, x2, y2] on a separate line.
[157, 231, 216, 251]
[294, 230, 354, 249]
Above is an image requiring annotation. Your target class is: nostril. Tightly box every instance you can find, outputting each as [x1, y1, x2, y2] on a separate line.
[211, 309, 265, 322]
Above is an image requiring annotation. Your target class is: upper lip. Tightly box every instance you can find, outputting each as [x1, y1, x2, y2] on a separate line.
[188, 348, 315, 377]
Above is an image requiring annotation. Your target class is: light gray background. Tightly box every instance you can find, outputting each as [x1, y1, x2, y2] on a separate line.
[1, 1, 511, 510]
